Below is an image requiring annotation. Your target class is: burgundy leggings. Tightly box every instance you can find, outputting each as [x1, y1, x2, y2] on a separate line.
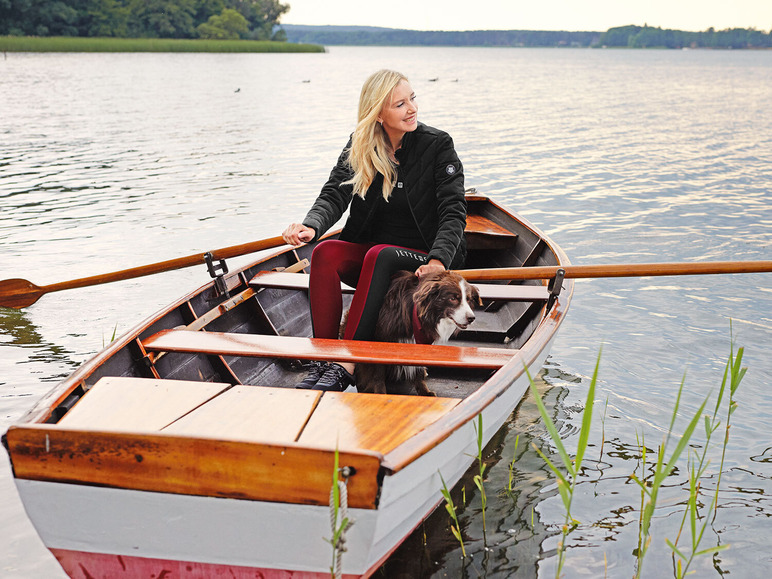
[309, 240, 429, 340]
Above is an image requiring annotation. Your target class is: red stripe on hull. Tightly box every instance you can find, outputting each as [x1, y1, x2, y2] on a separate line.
[50, 549, 360, 579]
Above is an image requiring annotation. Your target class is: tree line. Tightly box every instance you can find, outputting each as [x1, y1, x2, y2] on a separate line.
[0, 0, 289, 41]
[282, 25, 601, 47]
[599, 25, 772, 49]
[282, 24, 772, 49]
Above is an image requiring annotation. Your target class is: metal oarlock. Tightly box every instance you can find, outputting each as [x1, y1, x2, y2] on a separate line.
[547, 268, 565, 310]
[204, 252, 230, 298]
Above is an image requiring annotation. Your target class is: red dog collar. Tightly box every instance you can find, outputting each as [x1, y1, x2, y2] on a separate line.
[412, 304, 433, 344]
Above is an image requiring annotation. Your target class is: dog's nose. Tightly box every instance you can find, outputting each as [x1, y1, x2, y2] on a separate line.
[466, 313, 475, 324]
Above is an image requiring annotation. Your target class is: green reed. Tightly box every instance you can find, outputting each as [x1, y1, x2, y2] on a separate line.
[327, 447, 353, 579]
[629, 373, 709, 578]
[472, 413, 489, 543]
[105, 323, 118, 346]
[435, 337, 745, 576]
[528, 351, 601, 578]
[439, 472, 466, 558]
[505, 434, 521, 498]
[666, 339, 745, 577]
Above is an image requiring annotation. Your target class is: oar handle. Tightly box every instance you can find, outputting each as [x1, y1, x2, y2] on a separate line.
[456, 260, 772, 281]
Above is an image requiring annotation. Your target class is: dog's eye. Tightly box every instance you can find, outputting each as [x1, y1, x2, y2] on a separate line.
[448, 294, 460, 303]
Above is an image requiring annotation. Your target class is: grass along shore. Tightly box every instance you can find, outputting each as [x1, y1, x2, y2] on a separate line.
[0, 36, 325, 53]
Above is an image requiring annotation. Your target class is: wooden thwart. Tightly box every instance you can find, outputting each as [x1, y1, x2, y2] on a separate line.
[249, 271, 550, 302]
[143, 329, 516, 369]
[464, 213, 519, 249]
[464, 213, 519, 238]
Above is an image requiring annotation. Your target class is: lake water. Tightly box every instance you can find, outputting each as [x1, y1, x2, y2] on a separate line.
[1, 46, 771, 577]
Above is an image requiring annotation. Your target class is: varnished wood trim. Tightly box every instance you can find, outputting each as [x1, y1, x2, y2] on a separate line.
[464, 213, 518, 238]
[6, 425, 383, 509]
[143, 330, 517, 368]
[186, 288, 256, 332]
[249, 271, 548, 301]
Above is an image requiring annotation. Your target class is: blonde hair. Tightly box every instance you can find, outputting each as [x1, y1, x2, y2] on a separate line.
[345, 69, 408, 200]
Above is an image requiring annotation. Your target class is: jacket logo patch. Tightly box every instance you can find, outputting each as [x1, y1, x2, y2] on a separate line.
[397, 181, 403, 188]
[445, 164, 456, 175]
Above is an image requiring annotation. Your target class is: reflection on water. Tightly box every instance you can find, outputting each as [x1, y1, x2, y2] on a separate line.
[1, 47, 772, 577]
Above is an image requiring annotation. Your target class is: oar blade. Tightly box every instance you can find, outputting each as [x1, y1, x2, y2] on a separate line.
[0, 279, 44, 309]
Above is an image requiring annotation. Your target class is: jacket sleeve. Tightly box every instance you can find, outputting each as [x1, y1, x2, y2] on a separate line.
[427, 132, 466, 268]
[302, 139, 355, 242]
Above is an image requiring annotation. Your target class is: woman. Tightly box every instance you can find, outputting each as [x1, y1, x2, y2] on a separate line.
[282, 69, 467, 392]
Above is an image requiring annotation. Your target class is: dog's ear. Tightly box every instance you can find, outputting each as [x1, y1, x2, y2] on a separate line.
[472, 284, 482, 307]
[413, 274, 446, 319]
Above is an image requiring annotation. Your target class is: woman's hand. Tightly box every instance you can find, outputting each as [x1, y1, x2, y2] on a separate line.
[415, 259, 446, 278]
[282, 223, 316, 246]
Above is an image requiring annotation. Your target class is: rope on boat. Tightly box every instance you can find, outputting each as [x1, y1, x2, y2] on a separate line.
[330, 466, 355, 579]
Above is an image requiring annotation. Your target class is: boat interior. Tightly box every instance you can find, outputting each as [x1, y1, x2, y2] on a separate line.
[39, 195, 563, 457]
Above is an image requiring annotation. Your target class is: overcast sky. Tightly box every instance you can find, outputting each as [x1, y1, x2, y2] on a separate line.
[281, 0, 772, 32]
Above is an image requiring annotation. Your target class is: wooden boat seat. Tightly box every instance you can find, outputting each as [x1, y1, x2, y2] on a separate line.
[464, 213, 519, 250]
[248, 271, 550, 302]
[55, 376, 459, 456]
[142, 329, 516, 369]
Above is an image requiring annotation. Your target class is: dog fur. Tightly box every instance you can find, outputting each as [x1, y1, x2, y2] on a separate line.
[355, 270, 480, 396]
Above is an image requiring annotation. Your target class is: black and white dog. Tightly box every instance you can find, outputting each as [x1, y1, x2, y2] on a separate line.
[355, 270, 480, 396]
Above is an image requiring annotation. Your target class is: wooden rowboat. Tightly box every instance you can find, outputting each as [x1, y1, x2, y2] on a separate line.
[3, 191, 572, 578]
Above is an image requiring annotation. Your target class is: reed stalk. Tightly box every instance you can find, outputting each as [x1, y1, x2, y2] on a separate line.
[666, 339, 745, 576]
[472, 414, 489, 543]
[630, 376, 709, 579]
[506, 434, 521, 499]
[528, 351, 601, 578]
[327, 447, 353, 579]
[439, 472, 466, 558]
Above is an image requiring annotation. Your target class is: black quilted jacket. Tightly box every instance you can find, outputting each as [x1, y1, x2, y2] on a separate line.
[301, 123, 467, 269]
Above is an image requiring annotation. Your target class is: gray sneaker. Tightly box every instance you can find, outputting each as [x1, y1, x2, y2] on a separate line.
[296, 361, 330, 389]
[312, 363, 355, 392]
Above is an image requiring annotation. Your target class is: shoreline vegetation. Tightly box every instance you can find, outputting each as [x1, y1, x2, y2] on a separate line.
[0, 36, 324, 53]
[2, 24, 770, 53]
[282, 24, 772, 50]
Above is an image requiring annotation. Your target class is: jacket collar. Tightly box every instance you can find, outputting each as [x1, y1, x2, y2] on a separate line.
[395, 122, 423, 162]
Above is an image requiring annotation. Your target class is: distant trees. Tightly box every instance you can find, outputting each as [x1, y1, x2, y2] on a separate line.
[282, 24, 772, 49]
[196, 8, 249, 39]
[599, 25, 772, 49]
[282, 26, 601, 47]
[0, 0, 289, 40]
[2, 5, 769, 49]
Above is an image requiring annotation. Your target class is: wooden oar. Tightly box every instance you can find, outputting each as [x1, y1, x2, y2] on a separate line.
[0, 235, 288, 309]
[456, 260, 772, 281]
